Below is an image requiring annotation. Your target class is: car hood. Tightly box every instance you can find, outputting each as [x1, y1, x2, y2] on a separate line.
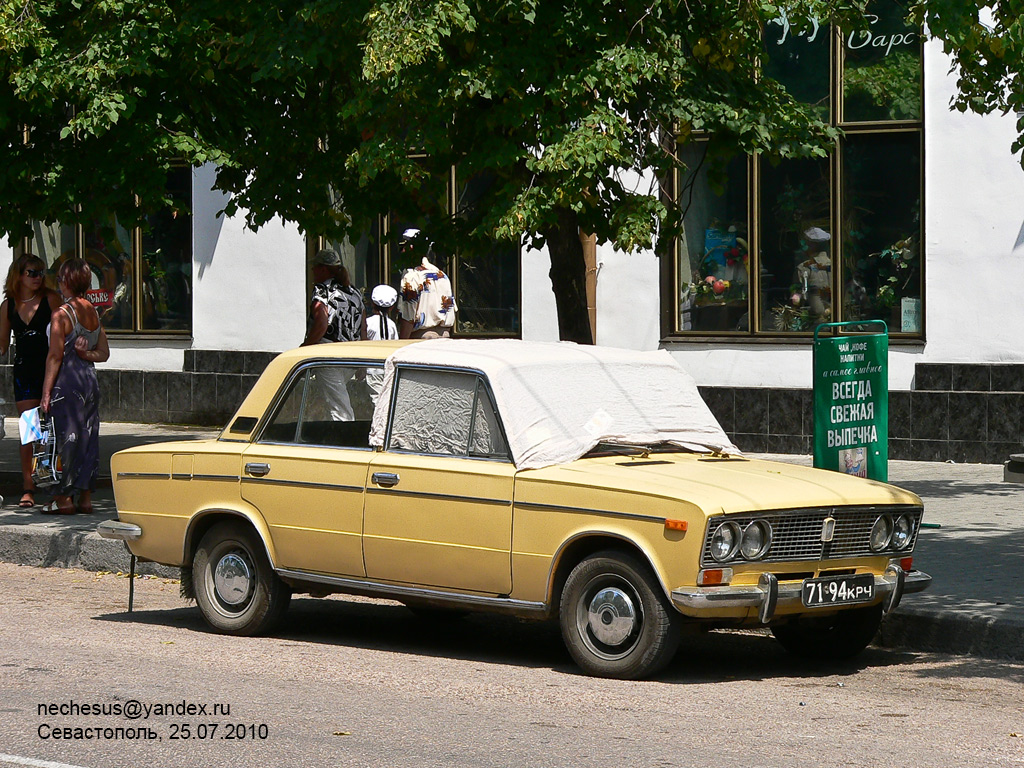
[516, 454, 921, 514]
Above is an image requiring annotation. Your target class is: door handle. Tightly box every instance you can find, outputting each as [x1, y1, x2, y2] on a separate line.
[372, 472, 400, 488]
[245, 462, 271, 477]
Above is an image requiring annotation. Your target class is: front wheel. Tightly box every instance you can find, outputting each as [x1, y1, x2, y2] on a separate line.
[559, 551, 682, 679]
[193, 521, 291, 635]
[771, 603, 883, 660]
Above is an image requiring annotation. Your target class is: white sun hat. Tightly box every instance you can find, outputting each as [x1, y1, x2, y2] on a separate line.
[371, 284, 399, 308]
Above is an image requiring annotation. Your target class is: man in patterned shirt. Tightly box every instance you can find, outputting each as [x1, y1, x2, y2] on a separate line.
[302, 249, 366, 345]
[301, 248, 366, 421]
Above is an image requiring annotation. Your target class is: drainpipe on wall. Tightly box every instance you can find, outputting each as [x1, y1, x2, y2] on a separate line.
[581, 232, 598, 343]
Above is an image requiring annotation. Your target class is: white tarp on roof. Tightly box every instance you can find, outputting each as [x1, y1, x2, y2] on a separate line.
[369, 339, 739, 470]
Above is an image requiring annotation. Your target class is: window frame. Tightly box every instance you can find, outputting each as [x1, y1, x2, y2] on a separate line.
[383, 364, 512, 462]
[663, 13, 925, 342]
[21, 164, 194, 336]
[311, 163, 523, 339]
[255, 359, 384, 450]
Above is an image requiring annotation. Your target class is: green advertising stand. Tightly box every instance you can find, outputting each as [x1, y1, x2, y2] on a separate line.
[812, 321, 889, 482]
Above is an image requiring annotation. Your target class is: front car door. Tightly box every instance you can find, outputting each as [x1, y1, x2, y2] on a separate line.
[363, 365, 514, 595]
[240, 360, 380, 577]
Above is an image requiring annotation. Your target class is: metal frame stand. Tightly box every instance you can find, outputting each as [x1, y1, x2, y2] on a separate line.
[128, 554, 136, 613]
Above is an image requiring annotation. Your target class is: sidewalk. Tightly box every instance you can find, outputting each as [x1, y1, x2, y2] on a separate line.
[0, 419, 1021, 662]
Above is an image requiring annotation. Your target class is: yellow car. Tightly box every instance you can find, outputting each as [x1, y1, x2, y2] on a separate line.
[100, 339, 930, 679]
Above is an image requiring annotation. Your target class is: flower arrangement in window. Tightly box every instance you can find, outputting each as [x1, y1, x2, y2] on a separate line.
[844, 235, 919, 322]
[683, 225, 749, 306]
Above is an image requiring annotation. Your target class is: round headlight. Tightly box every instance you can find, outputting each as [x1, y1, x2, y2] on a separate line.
[740, 520, 772, 560]
[892, 514, 913, 550]
[710, 521, 741, 562]
[869, 515, 893, 552]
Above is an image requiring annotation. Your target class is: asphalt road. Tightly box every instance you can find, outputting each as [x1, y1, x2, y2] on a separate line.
[2, 563, 1023, 768]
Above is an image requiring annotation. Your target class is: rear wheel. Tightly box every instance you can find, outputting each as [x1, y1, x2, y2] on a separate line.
[559, 551, 682, 679]
[771, 603, 883, 660]
[193, 521, 291, 635]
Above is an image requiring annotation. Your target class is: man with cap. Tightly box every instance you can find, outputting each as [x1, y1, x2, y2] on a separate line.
[302, 248, 366, 346]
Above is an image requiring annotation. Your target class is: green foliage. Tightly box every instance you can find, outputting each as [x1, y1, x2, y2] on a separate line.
[1, 0, 873, 255]
[908, 0, 1024, 159]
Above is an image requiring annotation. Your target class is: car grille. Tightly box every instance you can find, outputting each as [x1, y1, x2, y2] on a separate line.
[700, 505, 923, 567]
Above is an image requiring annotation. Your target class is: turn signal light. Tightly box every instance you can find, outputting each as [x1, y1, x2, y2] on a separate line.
[697, 568, 732, 586]
[664, 519, 688, 532]
[900, 557, 913, 572]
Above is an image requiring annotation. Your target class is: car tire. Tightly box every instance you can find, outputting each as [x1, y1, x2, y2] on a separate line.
[193, 521, 291, 636]
[770, 603, 883, 660]
[559, 551, 682, 680]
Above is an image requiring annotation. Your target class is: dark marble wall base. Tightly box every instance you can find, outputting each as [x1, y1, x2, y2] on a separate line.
[699, 378, 1023, 465]
[3, 354, 1020, 464]
[0, 349, 278, 427]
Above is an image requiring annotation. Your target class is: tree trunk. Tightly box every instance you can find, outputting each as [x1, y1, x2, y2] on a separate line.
[543, 209, 594, 344]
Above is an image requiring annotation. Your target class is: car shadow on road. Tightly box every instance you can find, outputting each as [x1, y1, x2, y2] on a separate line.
[92, 594, 961, 684]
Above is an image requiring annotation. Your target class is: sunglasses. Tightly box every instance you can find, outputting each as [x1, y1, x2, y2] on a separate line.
[23, 269, 43, 278]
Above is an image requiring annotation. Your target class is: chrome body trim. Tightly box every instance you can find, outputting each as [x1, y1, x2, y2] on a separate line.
[192, 474, 241, 482]
[514, 500, 664, 524]
[365, 487, 511, 506]
[239, 477, 363, 493]
[116, 472, 170, 480]
[97, 521, 143, 541]
[671, 569, 932, 621]
[275, 568, 548, 615]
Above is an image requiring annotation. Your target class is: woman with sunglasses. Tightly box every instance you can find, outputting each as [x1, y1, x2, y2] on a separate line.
[0, 254, 61, 508]
[40, 259, 109, 515]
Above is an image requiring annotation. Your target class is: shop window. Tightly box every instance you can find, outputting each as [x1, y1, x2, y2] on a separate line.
[668, 0, 922, 338]
[312, 165, 521, 337]
[453, 171, 520, 336]
[26, 166, 193, 333]
[677, 147, 749, 333]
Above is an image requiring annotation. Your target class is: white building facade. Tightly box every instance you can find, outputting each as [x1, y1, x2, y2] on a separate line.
[3, 19, 1022, 461]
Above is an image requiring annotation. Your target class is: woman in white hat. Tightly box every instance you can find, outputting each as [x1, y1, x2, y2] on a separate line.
[366, 284, 399, 341]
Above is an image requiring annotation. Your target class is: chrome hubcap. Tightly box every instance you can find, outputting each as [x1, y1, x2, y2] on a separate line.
[586, 587, 637, 647]
[214, 553, 253, 606]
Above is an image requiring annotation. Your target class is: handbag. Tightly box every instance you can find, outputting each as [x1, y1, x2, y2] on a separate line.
[31, 413, 61, 488]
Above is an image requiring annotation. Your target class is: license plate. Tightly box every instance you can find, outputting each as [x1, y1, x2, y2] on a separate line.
[802, 573, 875, 607]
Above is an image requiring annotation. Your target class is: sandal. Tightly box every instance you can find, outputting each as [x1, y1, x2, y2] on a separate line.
[19, 489, 35, 508]
[77, 504, 94, 515]
[41, 499, 76, 515]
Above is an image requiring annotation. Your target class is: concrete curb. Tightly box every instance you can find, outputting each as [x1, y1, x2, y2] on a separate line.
[0, 524, 176, 578]
[880, 606, 1024, 662]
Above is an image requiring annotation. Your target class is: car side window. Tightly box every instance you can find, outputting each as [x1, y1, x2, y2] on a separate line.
[260, 363, 381, 449]
[387, 368, 509, 460]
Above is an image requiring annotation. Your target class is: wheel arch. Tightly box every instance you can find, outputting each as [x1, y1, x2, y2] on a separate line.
[546, 532, 671, 613]
[183, 507, 277, 570]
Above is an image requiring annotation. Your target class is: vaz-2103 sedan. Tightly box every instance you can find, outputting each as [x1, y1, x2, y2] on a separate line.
[100, 339, 930, 679]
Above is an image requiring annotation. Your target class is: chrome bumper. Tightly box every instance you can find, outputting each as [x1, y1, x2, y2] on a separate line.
[671, 566, 932, 623]
[97, 521, 143, 541]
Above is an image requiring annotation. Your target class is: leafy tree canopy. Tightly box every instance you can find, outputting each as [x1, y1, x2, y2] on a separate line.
[908, 0, 1024, 156]
[4, 0, 884, 340]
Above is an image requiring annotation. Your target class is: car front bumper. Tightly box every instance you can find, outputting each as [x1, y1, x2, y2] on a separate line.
[671, 565, 931, 623]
